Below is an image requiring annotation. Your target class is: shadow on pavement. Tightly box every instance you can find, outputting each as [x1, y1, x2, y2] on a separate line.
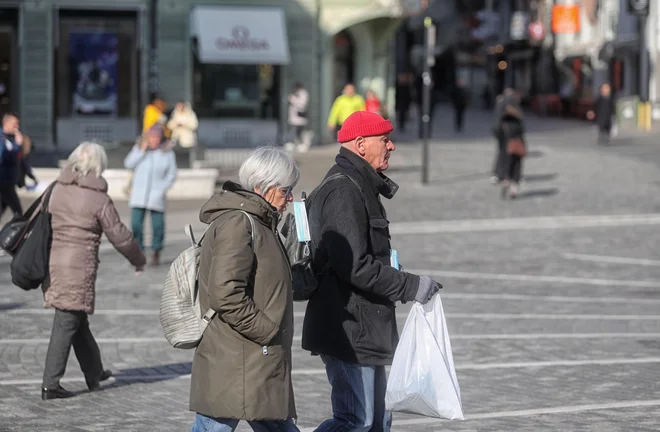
[84, 362, 193, 394]
[432, 172, 492, 185]
[0, 302, 25, 311]
[517, 188, 559, 199]
[523, 173, 558, 183]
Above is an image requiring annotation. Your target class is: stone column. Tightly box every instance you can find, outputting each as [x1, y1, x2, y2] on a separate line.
[20, 1, 54, 149]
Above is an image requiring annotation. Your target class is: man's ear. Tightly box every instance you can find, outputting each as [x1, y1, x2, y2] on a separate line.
[355, 137, 366, 156]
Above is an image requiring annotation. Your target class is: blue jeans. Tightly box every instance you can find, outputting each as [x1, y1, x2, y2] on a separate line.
[130, 207, 165, 250]
[191, 414, 299, 432]
[315, 356, 392, 432]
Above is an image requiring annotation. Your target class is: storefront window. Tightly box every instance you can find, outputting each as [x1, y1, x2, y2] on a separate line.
[192, 56, 280, 119]
[55, 11, 138, 118]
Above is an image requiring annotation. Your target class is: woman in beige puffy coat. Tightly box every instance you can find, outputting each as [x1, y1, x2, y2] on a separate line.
[41, 142, 146, 400]
[167, 101, 199, 149]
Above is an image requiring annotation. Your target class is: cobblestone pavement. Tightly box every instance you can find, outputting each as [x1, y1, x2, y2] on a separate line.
[1, 108, 660, 431]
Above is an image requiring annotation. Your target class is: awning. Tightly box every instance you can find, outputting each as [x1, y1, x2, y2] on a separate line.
[190, 6, 290, 65]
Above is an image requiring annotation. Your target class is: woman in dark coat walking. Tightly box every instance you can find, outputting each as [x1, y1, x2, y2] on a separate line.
[587, 83, 615, 145]
[500, 104, 526, 199]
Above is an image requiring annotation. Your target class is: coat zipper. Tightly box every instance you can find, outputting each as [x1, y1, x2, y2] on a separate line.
[143, 151, 153, 207]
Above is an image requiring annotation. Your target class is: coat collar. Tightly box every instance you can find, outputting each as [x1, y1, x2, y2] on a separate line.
[57, 166, 108, 192]
[336, 147, 399, 199]
[199, 181, 280, 230]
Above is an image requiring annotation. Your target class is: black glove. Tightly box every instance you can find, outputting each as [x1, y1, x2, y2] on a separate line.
[414, 276, 442, 304]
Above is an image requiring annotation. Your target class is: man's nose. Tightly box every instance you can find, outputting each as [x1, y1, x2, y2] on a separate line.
[388, 141, 396, 152]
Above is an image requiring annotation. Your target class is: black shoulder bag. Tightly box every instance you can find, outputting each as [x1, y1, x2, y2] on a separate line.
[10, 183, 56, 290]
[0, 183, 55, 256]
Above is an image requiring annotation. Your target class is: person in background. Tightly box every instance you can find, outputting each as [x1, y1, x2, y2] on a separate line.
[167, 101, 199, 149]
[500, 103, 526, 199]
[303, 111, 442, 432]
[327, 83, 366, 140]
[41, 142, 145, 400]
[17, 134, 39, 191]
[587, 83, 615, 145]
[124, 125, 177, 266]
[142, 95, 170, 138]
[285, 82, 310, 152]
[190, 147, 300, 432]
[450, 81, 468, 133]
[365, 90, 382, 115]
[491, 88, 518, 184]
[395, 72, 413, 132]
[0, 112, 24, 219]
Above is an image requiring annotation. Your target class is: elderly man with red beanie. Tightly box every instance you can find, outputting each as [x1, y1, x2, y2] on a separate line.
[302, 111, 442, 431]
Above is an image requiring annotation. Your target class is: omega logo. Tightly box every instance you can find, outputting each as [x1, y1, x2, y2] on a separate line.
[216, 26, 270, 51]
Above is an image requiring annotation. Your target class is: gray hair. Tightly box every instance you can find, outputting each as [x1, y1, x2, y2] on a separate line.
[66, 142, 109, 177]
[239, 146, 299, 194]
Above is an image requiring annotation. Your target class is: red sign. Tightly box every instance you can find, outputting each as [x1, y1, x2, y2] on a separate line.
[529, 21, 545, 40]
[552, 4, 580, 34]
[215, 26, 270, 51]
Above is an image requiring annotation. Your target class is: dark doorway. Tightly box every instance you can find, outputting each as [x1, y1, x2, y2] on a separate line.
[333, 30, 355, 97]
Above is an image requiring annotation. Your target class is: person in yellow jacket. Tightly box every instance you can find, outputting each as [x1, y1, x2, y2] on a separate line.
[327, 83, 365, 137]
[142, 97, 171, 138]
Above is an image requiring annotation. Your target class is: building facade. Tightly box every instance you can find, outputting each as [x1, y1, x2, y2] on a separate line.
[0, 0, 406, 152]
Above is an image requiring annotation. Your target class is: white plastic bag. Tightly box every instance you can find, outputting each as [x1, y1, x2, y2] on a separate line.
[385, 293, 464, 420]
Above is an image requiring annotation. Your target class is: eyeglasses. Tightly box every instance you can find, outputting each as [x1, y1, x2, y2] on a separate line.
[280, 186, 293, 198]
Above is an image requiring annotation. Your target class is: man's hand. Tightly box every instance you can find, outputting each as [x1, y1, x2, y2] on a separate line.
[586, 111, 595, 121]
[135, 266, 145, 276]
[414, 275, 442, 304]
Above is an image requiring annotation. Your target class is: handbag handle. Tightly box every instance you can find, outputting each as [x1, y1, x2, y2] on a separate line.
[20, 182, 56, 235]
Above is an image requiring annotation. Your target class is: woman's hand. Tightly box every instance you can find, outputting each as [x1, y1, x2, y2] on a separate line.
[135, 266, 144, 276]
[586, 111, 595, 121]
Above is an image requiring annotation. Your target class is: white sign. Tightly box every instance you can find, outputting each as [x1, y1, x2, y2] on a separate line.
[191, 7, 290, 65]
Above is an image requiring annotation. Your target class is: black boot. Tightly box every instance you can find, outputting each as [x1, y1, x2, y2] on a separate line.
[86, 369, 113, 391]
[41, 385, 75, 400]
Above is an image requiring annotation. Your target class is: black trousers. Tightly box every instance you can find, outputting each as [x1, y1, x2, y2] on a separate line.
[454, 107, 465, 132]
[506, 154, 523, 183]
[288, 125, 304, 144]
[598, 128, 611, 145]
[493, 137, 507, 179]
[42, 309, 104, 388]
[0, 184, 22, 219]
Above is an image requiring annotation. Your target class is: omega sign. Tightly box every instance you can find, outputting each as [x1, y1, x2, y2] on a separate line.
[215, 26, 270, 51]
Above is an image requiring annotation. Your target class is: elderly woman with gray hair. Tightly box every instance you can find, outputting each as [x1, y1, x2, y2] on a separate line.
[190, 147, 300, 432]
[41, 142, 146, 400]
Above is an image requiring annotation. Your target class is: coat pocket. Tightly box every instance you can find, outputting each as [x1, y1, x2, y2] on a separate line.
[354, 294, 396, 356]
[368, 217, 391, 260]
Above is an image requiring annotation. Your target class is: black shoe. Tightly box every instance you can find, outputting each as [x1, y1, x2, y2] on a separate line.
[41, 385, 75, 400]
[86, 369, 113, 391]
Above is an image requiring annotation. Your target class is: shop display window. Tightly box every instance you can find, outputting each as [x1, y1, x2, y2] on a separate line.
[55, 11, 138, 118]
[192, 55, 281, 120]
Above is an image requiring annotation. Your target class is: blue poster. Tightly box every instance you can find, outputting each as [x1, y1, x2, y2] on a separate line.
[69, 32, 118, 115]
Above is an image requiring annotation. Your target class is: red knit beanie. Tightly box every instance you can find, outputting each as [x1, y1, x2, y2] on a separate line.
[337, 111, 394, 143]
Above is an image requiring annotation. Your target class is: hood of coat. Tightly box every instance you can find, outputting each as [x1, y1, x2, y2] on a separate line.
[199, 181, 279, 229]
[57, 166, 108, 192]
